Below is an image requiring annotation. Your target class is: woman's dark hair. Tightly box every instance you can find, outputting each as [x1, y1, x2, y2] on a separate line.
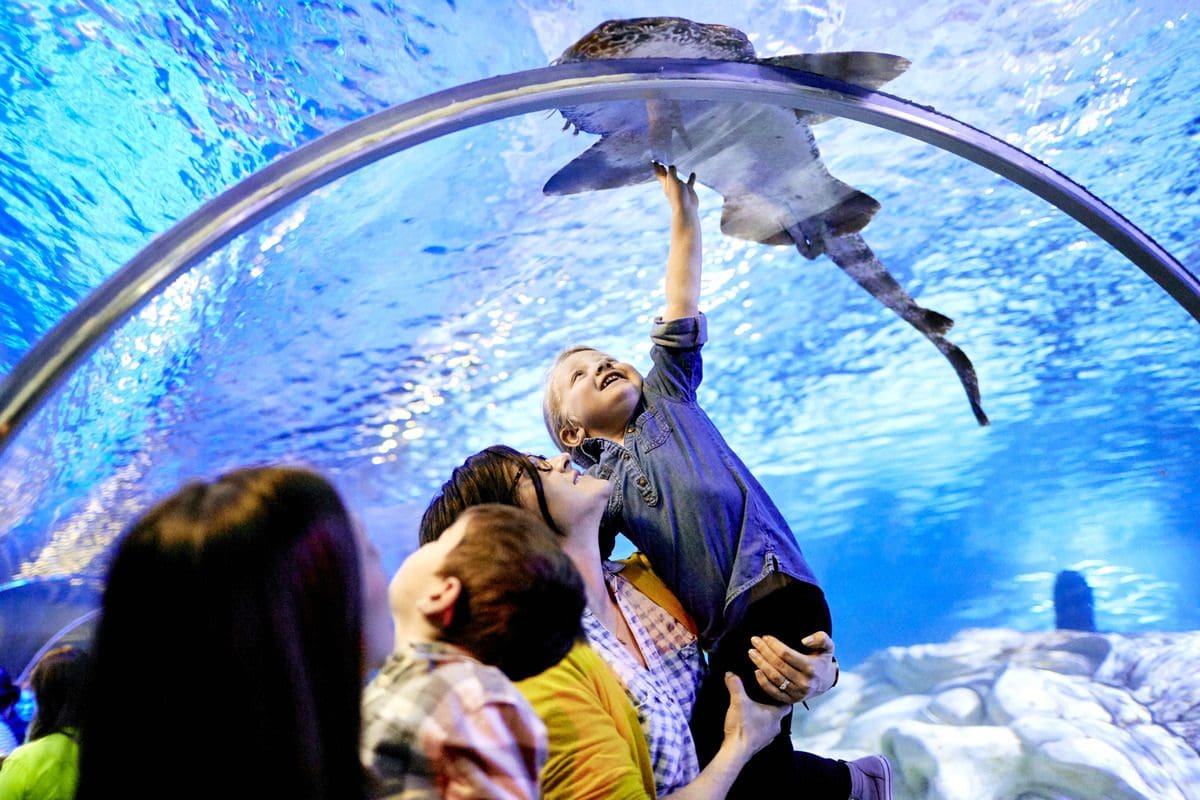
[27, 645, 88, 741]
[421, 444, 621, 558]
[419, 445, 560, 543]
[77, 466, 366, 800]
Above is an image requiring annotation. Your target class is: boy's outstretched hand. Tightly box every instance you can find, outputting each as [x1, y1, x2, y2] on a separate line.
[653, 161, 702, 321]
[652, 160, 699, 218]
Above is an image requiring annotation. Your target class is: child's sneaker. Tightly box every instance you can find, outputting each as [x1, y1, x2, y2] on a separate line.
[847, 755, 892, 800]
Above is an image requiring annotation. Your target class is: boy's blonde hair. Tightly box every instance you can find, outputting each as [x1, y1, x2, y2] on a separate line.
[542, 345, 598, 455]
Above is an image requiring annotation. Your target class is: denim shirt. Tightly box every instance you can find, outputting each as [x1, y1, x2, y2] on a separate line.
[575, 314, 819, 648]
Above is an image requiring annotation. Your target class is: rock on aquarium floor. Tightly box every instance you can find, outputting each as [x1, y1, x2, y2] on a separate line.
[793, 629, 1200, 799]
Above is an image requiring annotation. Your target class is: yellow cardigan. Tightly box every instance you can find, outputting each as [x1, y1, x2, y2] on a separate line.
[517, 554, 698, 800]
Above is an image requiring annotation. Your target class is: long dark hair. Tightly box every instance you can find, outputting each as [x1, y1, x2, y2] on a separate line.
[27, 645, 88, 741]
[419, 445, 559, 543]
[77, 466, 366, 800]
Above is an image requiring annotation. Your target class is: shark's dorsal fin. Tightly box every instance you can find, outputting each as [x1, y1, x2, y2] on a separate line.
[759, 52, 910, 88]
[760, 52, 911, 126]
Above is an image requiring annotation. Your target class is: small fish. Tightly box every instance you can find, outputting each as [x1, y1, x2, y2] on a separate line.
[545, 16, 988, 425]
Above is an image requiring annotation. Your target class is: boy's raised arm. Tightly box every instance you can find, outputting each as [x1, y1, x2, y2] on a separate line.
[653, 161, 702, 322]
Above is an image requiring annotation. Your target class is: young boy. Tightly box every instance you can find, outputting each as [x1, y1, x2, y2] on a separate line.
[541, 162, 891, 800]
[360, 504, 585, 800]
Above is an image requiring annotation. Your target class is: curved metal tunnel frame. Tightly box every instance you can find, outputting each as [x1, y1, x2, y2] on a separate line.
[1, 58, 1197, 454]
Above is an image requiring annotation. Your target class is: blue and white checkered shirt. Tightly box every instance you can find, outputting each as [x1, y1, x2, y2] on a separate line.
[582, 561, 707, 796]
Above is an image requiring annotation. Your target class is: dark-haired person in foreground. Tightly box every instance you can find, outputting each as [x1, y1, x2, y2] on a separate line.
[77, 466, 394, 800]
[361, 504, 585, 800]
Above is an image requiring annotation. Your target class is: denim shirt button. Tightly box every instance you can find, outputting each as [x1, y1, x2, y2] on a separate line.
[636, 477, 647, 487]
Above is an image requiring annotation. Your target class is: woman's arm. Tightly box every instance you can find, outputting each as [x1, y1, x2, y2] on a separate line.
[663, 673, 786, 800]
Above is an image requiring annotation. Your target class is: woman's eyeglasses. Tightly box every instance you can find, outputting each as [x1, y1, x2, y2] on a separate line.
[525, 454, 553, 472]
[508, 453, 552, 498]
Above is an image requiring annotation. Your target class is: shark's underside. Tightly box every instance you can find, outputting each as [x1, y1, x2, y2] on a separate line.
[544, 17, 989, 426]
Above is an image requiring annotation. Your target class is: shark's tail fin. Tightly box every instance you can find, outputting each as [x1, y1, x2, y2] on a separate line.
[939, 340, 990, 426]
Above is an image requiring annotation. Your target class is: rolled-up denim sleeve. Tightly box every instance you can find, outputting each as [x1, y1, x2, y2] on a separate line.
[650, 313, 707, 350]
[645, 313, 706, 400]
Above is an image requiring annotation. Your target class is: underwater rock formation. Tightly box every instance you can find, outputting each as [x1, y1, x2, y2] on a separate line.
[793, 628, 1200, 799]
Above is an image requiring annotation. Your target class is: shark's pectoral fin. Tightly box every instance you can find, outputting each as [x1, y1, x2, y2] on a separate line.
[543, 134, 654, 195]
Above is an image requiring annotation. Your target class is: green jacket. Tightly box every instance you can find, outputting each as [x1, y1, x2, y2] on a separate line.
[0, 729, 79, 800]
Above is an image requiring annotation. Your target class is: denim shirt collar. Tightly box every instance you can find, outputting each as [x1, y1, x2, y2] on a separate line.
[574, 398, 649, 470]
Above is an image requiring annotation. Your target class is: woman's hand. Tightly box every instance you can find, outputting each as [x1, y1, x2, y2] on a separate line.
[722, 672, 787, 759]
[749, 631, 838, 705]
[662, 674, 789, 799]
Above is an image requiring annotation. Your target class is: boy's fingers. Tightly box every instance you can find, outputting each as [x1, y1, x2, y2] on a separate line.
[687, 171, 697, 188]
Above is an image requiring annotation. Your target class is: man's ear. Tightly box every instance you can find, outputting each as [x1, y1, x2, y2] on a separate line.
[560, 422, 584, 448]
[416, 575, 462, 630]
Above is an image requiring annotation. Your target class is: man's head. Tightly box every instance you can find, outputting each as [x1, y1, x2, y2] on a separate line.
[391, 503, 584, 680]
[543, 346, 643, 453]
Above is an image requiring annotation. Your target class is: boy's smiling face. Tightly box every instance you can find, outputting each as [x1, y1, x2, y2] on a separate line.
[550, 348, 643, 446]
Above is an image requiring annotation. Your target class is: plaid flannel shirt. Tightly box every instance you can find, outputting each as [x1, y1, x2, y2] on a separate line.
[361, 641, 547, 800]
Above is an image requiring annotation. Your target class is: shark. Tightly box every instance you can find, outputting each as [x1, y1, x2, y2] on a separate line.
[544, 16, 989, 426]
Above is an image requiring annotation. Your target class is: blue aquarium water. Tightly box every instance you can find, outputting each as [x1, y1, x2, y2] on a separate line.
[0, 0, 1198, 690]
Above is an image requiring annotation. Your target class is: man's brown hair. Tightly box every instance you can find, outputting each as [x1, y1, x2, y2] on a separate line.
[436, 504, 584, 681]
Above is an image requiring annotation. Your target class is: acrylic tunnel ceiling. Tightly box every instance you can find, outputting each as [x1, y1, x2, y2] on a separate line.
[1, 0, 1198, 673]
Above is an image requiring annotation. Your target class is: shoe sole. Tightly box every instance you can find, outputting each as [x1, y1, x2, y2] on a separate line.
[876, 756, 893, 798]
